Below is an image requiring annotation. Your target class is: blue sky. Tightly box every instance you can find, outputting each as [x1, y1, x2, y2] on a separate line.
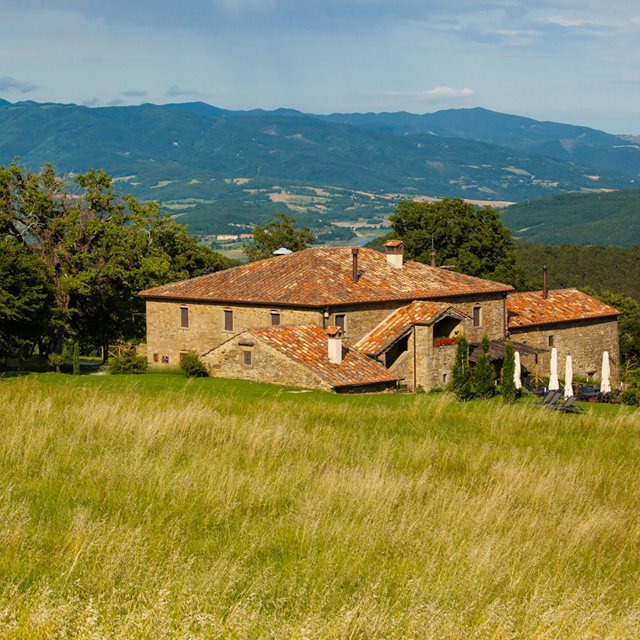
[1, 0, 639, 132]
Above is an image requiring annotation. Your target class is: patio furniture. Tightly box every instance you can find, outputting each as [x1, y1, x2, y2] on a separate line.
[556, 395, 583, 413]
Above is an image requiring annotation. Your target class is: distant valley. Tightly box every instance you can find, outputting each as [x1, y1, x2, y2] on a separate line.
[0, 99, 638, 246]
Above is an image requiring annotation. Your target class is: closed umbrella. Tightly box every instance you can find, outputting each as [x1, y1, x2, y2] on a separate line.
[564, 355, 573, 398]
[600, 351, 611, 394]
[548, 347, 560, 391]
[514, 351, 522, 390]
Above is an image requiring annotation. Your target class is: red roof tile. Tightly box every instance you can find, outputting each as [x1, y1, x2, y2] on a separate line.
[507, 289, 620, 329]
[356, 301, 457, 356]
[248, 325, 398, 389]
[139, 247, 512, 307]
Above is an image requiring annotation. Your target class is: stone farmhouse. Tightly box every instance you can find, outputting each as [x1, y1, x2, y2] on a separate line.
[139, 243, 620, 392]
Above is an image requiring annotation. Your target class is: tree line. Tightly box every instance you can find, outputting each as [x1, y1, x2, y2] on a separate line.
[0, 163, 231, 365]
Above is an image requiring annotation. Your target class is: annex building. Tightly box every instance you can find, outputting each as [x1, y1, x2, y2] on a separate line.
[139, 243, 620, 393]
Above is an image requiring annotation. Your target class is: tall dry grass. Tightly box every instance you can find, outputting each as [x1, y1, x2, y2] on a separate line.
[0, 374, 639, 639]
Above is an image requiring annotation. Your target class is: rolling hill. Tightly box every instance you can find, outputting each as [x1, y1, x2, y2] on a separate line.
[502, 190, 640, 246]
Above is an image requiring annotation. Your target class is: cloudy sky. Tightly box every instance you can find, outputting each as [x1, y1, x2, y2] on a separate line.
[1, 0, 639, 132]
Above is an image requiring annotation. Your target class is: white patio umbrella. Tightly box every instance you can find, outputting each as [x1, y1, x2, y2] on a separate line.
[564, 355, 573, 398]
[514, 351, 522, 390]
[600, 351, 611, 394]
[548, 347, 560, 391]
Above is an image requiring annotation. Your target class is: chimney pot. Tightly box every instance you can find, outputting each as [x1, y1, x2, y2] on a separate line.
[327, 326, 344, 364]
[543, 264, 548, 299]
[383, 239, 404, 269]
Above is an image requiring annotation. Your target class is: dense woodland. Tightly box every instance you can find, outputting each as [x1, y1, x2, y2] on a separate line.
[0, 164, 230, 364]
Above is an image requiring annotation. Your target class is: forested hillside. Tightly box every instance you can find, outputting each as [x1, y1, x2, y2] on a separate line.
[502, 190, 640, 246]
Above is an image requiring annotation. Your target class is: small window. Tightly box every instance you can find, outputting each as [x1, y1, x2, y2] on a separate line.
[442, 372, 448, 385]
[271, 311, 281, 326]
[179, 351, 187, 362]
[153, 353, 159, 363]
[224, 309, 234, 332]
[161, 355, 169, 364]
[548, 335, 554, 347]
[335, 314, 346, 331]
[472, 306, 481, 328]
[243, 350, 252, 366]
[180, 307, 189, 328]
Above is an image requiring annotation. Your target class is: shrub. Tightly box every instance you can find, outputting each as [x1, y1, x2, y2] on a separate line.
[433, 336, 458, 348]
[621, 389, 640, 406]
[72, 341, 81, 375]
[109, 350, 148, 375]
[473, 335, 496, 398]
[48, 353, 65, 373]
[179, 352, 208, 378]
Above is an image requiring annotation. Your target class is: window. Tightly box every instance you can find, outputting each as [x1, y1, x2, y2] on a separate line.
[161, 355, 169, 364]
[243, 350, 252, 366]
[548, 335, 554, 347]
[180, 306, 189, 328]
[271, 311, 281, 326]
[224, 309, 234, 332]
[335, 313, 346, 331]
[472, 305, 481, 328]
[442, 372, 448, 385]
[179, 351, 187, 362]
[153, 353, 159, 363]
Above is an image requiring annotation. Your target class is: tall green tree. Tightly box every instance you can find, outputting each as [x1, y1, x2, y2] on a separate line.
[389, 199, 524, 287]
[0, 162, 231, 356]
[451, 336, 474, 400]
[501, 340, 517, 402]
[0, 236, 52, 359]
[245, 213, 315, 262]
[472, 335, 496, 398]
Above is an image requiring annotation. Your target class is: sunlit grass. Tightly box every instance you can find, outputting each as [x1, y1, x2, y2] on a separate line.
[0, 374, 639, 638]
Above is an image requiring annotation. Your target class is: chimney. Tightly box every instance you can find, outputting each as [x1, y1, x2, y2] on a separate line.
[542, 264, 548, 299]
[383, 240, 404, 269]
[326, 326, 344, 364]
[430, 248, 437, 267]
[351, 248, 359, 282]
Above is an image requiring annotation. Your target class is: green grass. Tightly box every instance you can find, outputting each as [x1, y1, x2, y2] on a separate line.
[1, 373, 639, 638]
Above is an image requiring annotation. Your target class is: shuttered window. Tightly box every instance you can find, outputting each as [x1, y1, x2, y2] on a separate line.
[473, 306, 481, 327]
[335, 314, 346, 331]
[243, 351, 252, 366]
[224, 309, 234, 332]
[271, 311, 281, 326]
[180, 307, 189, 328]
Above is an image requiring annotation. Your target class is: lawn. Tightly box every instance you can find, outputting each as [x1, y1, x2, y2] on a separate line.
[0, 373, 639, 638]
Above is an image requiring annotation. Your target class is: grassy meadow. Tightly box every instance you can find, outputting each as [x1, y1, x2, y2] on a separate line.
[0, 373, 639, 638]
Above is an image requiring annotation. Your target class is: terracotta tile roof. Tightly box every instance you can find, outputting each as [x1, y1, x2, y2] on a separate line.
[139, 247, 512, 307]
[248, 325, 398, 389]
[507, 289, 620, 329]
[356, 301, 456, 356]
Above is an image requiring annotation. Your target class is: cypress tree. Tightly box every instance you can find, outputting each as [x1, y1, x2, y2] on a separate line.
[451, 335, 473, 400]
[473, 335, 496, 398]
[501, 340, 517, 402]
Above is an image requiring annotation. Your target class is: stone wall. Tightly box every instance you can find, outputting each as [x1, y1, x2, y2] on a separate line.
[511, 317, 620, 383]
[203, 331, 330, 391]
[145, 299, 321, 366]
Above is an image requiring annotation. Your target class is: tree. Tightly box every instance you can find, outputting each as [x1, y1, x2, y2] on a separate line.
[501, 340, 517, 402]
[473, 335, 496, 398]
[389, 199, 525, 287]
[451, 336, 474, 400]
[0, 163, 232, 356]
[0, 236, 52, 360]
[245, 213, 315, 262]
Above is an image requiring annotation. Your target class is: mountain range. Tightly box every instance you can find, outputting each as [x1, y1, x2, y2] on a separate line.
[0, 98, 638, 244]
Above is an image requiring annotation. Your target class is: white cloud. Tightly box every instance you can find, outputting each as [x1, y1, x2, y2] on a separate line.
[166, 85, 206, 97]
[417, 86, 475, 101]
[0, 75, 38, 93]
[542, 16, 589, 27]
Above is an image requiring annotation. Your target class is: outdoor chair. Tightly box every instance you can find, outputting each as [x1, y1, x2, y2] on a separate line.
[539, 390, 562, 406]
[556, 395, 583, 413]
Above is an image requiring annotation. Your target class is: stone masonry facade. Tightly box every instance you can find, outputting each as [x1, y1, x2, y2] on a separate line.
[510, 317, 620, 383]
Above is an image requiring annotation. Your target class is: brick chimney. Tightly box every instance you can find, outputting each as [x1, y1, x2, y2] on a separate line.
[351, 248, 360, 282]
[543, 264, 548, 299]
[326, 326, 344, 364]
[383, 240, 404, 269]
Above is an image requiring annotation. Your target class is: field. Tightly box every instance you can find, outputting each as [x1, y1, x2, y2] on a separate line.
[1, 373, 639, 638]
